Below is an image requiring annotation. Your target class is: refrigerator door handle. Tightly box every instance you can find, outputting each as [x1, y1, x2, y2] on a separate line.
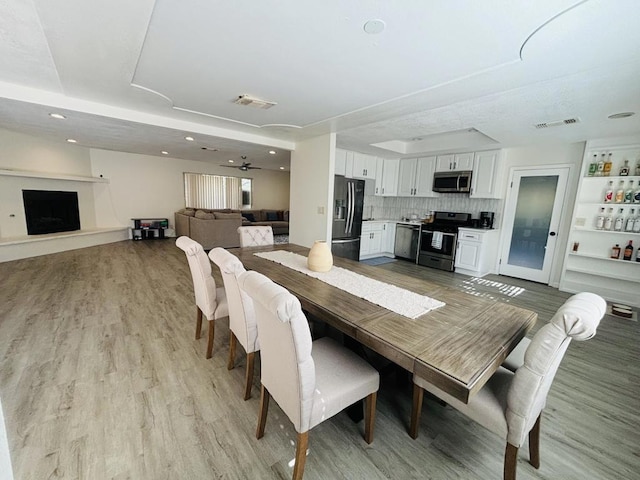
[346, 182, 354, 235]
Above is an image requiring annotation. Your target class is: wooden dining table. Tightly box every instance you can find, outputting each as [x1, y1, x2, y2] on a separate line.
[229, 243, 537, 404]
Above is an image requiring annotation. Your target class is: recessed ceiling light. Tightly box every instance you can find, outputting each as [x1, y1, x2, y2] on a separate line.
[363, 19, 386, 34]
[228, 159, 234, 163]
[161, 151, 169, 155]
[66, 138, 77, 143]
[185, 136, 194, 141]
[49, 113, 66, 119]
[279, 166, 285, 170]
[608, 112, 635, 119]
[269, 150, 276, 155]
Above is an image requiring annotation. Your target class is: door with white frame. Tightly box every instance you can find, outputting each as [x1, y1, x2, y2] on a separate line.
[499, 167, 570, 283]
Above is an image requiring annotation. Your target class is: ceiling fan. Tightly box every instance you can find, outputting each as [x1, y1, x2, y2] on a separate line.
[220, 155, 262, 171]
[220, 161, 261, 171]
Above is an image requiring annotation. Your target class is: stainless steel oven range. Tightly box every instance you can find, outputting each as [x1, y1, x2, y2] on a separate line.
[418, 211, 472, 271]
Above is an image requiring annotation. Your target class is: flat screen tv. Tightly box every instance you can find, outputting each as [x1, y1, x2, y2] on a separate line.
[22, 190, 81, 235]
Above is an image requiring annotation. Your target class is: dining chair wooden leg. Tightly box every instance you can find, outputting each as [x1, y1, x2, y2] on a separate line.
[364, 392, 377, 444]
[409, 384, 424, 439]
[504, 442, 518, 480]
[528, 414, 541, 469]
[292, 431, 309, 480]
[243, 352, 256, 401]
[228, 332, 237, 370]
[256, 384, 270, 439]
[206, 319, 215, 359]
[195, 306, 203, 339]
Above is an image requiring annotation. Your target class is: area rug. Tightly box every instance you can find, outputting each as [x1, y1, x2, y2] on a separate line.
[361, 257, 397, 266]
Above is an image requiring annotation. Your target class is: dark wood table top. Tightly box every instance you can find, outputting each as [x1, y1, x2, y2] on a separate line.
[230, 244, 537, 403]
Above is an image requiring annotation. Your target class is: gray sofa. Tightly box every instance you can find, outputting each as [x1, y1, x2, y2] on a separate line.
[175, 208, 289, 250]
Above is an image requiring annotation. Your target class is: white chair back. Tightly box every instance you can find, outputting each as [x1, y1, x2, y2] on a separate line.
[505, 292, 605, 447]
[208, 248, 258, 353]
[238, 270, 315, 432]
[237, 226, 274, 247]
[176, 236, 218, 319]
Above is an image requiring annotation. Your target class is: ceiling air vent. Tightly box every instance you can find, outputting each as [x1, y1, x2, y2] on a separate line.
[234, 94, 277, 109]
[534, 117, 581, 129]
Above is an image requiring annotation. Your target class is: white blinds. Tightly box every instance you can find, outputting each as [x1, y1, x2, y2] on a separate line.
[184, 173, 244, 209]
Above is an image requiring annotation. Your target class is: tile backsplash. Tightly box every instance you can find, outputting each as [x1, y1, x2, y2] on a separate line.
[364, 194, 504, 228]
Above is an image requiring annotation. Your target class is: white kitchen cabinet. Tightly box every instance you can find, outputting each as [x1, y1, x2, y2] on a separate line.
[435, 153, 474, 172]
[559, 137, 640, 307]
[360, 222, 384, 259]
[335, 149, 354, 177]
[352, 152, 377, 180]
[397, 156, 438, 197]
[455, 228, 500, 277]
[375, 158, 400, 197]
[381, 222, 396, 255]
[471, 150, 503, 198]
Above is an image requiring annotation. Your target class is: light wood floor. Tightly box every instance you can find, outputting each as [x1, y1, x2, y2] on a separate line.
[0, 241, 638, 479]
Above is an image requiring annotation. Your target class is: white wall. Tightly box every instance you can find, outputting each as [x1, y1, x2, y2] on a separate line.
[90, 149, 290, 230]
[289, 133, 335, 247]
[0, 129, 98, 238]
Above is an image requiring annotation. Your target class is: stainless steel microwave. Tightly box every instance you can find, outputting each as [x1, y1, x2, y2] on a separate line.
[432, 170, 472, 193]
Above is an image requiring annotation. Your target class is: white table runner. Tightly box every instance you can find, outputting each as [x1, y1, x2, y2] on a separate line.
[254, 251, 445, 319]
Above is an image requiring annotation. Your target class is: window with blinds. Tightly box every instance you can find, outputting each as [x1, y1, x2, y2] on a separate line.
[184, 173, 251, 209]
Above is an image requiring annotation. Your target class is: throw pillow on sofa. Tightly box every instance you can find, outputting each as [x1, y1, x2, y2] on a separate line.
[243, 213, 257, 223]
[194, 210, 215, 219]
[265, 211, 279, 221]
[213, 212, 242, 219]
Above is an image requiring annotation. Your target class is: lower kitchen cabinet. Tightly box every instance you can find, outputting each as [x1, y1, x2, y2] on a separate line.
[360, 221, 396, 259]
[455, 228, 500, 277]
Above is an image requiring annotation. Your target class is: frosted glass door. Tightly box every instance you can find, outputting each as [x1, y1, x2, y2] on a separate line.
[499, 167, 569, 283]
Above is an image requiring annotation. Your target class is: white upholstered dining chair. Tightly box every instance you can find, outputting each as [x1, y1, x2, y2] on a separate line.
[237, 225, 274, 247]
[208, 247, 259, 400]
[409, 292, 606, 480]
[238, 270, 380, 480]
[175, 236, 229, 359]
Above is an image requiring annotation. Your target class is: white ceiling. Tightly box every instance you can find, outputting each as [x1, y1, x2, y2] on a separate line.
[0, 0, 639, 171]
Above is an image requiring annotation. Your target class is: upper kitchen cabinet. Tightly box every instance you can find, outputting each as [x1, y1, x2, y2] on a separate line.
[352, 152, 377, 180]
[375, 158, 400, 197]
[470, 150, 504, 198]
[435, 153, 474, 172]
[398, 157, 439, 197]
[335, 148, 354, 177]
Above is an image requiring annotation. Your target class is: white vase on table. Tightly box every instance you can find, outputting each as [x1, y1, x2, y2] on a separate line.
[307, 241, 333, 272]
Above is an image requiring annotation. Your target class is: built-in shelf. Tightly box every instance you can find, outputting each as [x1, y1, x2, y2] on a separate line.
[560, 138, 640, 308]
[573, 227, 640, 235]
[568, 252, 640, 264]
[0, 169, 109, 183]
[564, 266, 639, 283]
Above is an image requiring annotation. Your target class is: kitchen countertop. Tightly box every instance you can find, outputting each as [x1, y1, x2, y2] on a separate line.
[363, 218, 423, 226]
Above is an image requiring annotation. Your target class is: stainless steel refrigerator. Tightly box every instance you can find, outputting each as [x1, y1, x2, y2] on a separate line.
[331, 176, 365, 261]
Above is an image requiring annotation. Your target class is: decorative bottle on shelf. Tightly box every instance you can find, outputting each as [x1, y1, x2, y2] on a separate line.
[633, 212, 640, 233]
[604, 180, 614, 203]
[596, 154, 605, 176]
[619, 159, 630, 176]
[595, 207, 606, 230]
[603, 153, 613, 176]
[613, 208, 624, 231]
[611, 244, 621, 259]
[614, 181, 625, 203]
[636, 158, 640, 176]
[624, 180, 634, 203]
[588, 154, 598, 176]
[604, 207, 614, 230]
[623, 241, 634, 261]
[626, 208, 636, 232]
[634, 182, 640, 204]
